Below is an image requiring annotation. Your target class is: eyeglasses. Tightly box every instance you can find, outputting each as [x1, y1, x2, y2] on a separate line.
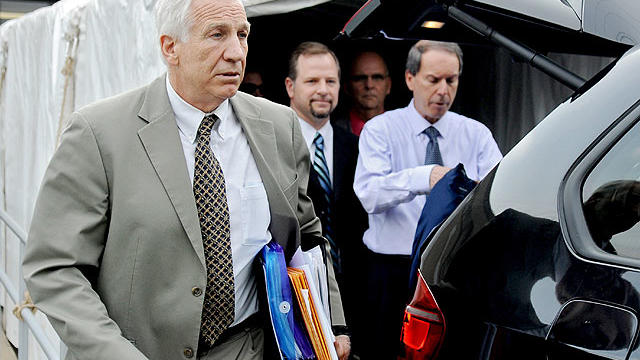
[351, 73, 388, 84]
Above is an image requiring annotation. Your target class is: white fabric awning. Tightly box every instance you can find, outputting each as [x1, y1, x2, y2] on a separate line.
[244, 0, 331, 17]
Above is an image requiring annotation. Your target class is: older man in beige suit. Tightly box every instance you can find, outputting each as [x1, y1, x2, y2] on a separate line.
[22, 0, 350, 359]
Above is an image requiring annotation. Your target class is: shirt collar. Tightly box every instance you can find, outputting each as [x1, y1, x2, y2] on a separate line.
[407, 98, 451, 140]
[166, 75, 230, 143]
[296, 115, 333, 150]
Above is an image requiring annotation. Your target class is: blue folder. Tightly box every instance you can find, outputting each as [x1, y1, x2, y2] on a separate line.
[261, 241, 315, 359]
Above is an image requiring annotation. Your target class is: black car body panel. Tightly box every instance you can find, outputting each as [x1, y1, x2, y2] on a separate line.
[418, 46, 640, 359]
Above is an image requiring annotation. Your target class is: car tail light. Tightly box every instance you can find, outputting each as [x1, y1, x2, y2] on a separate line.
[400, 271, 445, 360]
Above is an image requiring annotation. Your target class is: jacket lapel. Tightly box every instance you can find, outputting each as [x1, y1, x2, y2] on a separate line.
[136, 75, 205, 268]
[230, 93, 293, 251]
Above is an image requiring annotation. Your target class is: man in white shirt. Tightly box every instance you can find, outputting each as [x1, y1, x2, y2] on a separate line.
[353, 40, 502, 359]
[285, 42, 368, 356]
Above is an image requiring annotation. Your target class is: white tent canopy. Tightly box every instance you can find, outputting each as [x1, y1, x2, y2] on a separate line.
[245, 0, 330, 17]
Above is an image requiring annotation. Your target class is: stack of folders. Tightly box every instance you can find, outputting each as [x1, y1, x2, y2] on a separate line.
[260, 241, 339, 360]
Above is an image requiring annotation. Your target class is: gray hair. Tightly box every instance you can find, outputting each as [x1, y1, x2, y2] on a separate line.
[154, 0, 194, 43]
[405, 40, 463, 76]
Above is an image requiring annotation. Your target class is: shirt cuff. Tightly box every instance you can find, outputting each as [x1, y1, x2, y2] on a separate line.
[410, 165, 435, 194]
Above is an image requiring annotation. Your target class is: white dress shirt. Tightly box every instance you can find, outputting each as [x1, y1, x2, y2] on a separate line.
[166, 76, 271, 325]
[297, 117, 334, 184]
[354, 99, 502, 255]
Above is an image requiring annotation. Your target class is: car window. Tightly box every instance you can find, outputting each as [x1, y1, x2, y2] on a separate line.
[582, 120, 640, 258]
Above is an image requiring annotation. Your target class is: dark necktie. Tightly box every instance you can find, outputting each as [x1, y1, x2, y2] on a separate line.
[312, 133, 341, 274]
[193, 114, 235, 347]
[424, 126, 443, 166]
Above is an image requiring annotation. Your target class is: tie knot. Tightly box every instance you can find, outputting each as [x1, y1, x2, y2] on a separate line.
[424, 126, 440, 141]
[313, 133, 324, 150]
[197, 114, 218, 140]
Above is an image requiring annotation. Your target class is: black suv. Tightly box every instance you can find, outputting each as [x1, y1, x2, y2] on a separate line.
[403, 48, 640, 359]
[342, 1, 640, 359]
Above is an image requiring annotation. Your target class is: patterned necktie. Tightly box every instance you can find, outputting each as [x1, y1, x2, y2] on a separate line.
[424, 126, 443, 166]
[312, 133, 341, 274]
[193, 114, 235, 347]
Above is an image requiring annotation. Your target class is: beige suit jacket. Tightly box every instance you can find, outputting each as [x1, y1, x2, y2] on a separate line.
[23, 75, 345, 360]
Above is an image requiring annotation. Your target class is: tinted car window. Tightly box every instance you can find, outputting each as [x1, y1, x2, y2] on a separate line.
[582, 120, 640, 258]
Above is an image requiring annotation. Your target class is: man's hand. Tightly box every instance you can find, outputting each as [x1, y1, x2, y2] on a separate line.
[429, 165, 451, 189]
[334, 335, 351, 360]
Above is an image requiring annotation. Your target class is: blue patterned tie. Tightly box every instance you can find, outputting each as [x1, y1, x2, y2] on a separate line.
[424, 126, 443, 166]
[312, 133, 341, 274]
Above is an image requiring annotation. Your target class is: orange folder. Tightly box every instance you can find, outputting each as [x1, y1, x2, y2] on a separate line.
[287, 268, 332, 360]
